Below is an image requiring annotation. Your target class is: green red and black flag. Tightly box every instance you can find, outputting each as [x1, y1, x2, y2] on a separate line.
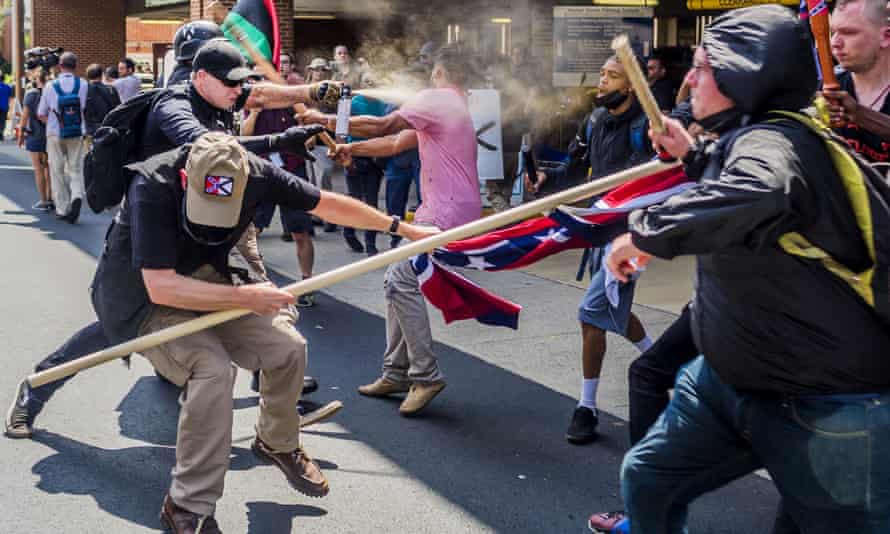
[221, 0, 281, 68]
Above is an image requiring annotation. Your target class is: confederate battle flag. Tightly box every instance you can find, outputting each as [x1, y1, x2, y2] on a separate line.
[414, 166, 693, 329]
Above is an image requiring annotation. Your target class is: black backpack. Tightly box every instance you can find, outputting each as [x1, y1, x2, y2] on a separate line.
[83, 88, 167, 213]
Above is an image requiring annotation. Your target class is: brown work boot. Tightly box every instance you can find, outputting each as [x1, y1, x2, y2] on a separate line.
[251, 437, 329, 497]
[159, 494, 222, 534]
[399, 381, 446, 416]
[357, 376, 410, 397]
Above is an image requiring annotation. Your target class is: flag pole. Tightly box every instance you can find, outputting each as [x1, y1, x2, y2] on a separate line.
[27, 158, 680, 388]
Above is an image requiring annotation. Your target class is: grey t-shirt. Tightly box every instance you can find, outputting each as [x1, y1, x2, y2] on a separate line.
[23, 88, 46, 145]
[113, 74, 141, 103]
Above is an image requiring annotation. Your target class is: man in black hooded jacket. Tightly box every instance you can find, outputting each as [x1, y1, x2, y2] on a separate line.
[604, 5, 890, 533]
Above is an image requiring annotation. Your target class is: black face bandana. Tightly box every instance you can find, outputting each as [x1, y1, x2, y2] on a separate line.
[697, 107, 745, 134]
[180, 196, 236, 247]
[595, 90, 631, 110]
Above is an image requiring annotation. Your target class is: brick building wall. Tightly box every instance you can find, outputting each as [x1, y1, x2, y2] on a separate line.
[189, 0, 294, 58]
[32, 0, 126, 76]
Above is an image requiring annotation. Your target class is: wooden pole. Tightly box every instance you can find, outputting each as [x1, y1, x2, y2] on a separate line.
[27, 159, 680, 388]
[11, 0, 24, 105]
[611, 35, 665, 135]
[806, 0, 839, 91]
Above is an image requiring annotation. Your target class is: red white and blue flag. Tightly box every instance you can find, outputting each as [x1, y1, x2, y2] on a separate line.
[204, 175, 234, 197]
[414, 166, 692, 329]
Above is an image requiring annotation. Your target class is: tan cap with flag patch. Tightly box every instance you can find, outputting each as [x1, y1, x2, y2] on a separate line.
[185, 132, 249, 228]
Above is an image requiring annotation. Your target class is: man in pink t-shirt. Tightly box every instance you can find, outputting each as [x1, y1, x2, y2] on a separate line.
[301, 46, 481, 415]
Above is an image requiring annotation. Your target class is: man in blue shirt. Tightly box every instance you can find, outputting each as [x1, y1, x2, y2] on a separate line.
[0, 78, 12, 141]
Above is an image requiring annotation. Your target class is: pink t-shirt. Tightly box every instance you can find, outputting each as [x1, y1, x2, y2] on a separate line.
[397, 88, 481, 230]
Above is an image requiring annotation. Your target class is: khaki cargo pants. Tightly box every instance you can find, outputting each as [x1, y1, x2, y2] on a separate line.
[139, 266, 306, 516]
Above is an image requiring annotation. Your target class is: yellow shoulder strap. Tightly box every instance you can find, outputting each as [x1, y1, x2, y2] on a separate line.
[768, 110, 877, 306]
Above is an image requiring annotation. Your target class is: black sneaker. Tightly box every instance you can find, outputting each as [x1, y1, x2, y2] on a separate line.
[65, 197, 82, 224]
[281, 232, 294, 242]
[344, 234, 364, 253]
[365, 243, 379, 257]
[566, 406, 599, 444]
[5, 380, 36, 439]
[251, 373, 318, 396]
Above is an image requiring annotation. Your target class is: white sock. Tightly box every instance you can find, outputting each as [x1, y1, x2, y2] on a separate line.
[578, 378, 599, 410]
[634, 335, 653, 353]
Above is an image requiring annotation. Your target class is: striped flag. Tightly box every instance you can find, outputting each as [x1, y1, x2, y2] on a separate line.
[221, 0, 281, 68]
[415, 166, 693, 329]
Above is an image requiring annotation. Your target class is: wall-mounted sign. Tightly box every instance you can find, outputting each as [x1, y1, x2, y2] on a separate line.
[687, 0, 798, 9]
[553, 6, 653, 87]
[145, 0, 187, 8]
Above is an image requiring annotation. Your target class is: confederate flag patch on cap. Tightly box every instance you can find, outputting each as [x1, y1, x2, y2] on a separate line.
[204, 175, 234, 197]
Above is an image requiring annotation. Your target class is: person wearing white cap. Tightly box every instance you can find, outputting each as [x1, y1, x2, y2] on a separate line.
[16, 131, 439, 533]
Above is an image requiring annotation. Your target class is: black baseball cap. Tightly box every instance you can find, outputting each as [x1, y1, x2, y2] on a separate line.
[192, 38, 253, 82]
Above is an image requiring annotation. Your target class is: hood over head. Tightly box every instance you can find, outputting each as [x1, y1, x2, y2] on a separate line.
[702, 5, 817, 115]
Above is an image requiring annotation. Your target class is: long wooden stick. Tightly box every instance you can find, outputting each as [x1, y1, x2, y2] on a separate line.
[806, 0, 839, 91]
[611, 35, 665, 135]
[27, 159, 680, 388]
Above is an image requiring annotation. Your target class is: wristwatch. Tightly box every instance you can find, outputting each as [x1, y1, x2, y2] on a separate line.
[388, 215, 401, 235]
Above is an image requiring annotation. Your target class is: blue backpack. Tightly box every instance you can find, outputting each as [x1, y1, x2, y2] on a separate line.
[53, 77, 82, 138]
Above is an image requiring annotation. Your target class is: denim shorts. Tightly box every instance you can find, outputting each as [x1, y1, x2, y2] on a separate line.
[578, 264, 636, 335]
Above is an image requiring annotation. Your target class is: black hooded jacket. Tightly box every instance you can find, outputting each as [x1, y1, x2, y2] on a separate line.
[628, 5, 890, 394]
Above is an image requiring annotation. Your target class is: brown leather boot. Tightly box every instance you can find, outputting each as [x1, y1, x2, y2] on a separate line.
[357, 376, 410, 397]
[159, 494, 222, 534]
[399, 381, 446, 416]
[251, 437, 329, 497]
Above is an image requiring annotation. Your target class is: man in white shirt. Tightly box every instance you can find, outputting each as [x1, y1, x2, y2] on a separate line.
[38, 51, 88, 222]
[113, 57, 141, 103]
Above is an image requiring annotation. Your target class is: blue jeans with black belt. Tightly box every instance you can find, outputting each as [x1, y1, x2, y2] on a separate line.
[622, 355, 890, 534]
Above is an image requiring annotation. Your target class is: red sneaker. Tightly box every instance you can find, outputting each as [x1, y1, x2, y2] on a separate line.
[588, 511, 628, 533]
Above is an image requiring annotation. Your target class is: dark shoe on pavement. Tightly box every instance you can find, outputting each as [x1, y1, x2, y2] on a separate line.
[399, 381, 446, 416]
[5, 380, 36, 439]
[251, 373, 318, 395]
[280, 232, 294, 242]
[251, 437, 329, 497]
[344, 234, 364, 253]
[365, 243, 379, 256]
[566, 406, 599, 444]
[65, 197, 82, 224]
[296, 292, 315, 308]
[159, 494, 222, 534]
[357, 377, 410, 397]
[302, 376, 318, 396]
[323, 222, 338, 233]
[588, 511, 628, 533]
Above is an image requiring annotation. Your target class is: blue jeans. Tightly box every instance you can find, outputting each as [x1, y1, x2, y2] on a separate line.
[29, 321, 111, 417]
[384, 150, 421, 218]
[622, 356, 890, 534]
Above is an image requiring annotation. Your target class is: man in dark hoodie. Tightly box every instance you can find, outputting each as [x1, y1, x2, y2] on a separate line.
[535, 55, 654, 445]
[602, 5, 890, 533]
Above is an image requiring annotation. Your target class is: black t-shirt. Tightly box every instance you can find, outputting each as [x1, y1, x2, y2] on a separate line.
[650, 78, 675, 113]
[834, 71, 890, 164]
[91, 146, 321, 342]
[84, 81, 121, 135]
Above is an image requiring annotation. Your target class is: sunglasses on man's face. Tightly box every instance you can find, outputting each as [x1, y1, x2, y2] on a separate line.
[210, 73, 242, 88]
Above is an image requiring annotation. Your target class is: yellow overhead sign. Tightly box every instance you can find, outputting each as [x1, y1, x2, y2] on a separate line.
[687, 0, 798, 9]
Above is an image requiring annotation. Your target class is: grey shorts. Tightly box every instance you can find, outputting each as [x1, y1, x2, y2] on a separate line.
[578, 262, 637, 336]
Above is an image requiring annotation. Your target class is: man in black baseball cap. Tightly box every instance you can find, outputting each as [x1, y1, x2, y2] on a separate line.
[193, 38, 254, 85]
